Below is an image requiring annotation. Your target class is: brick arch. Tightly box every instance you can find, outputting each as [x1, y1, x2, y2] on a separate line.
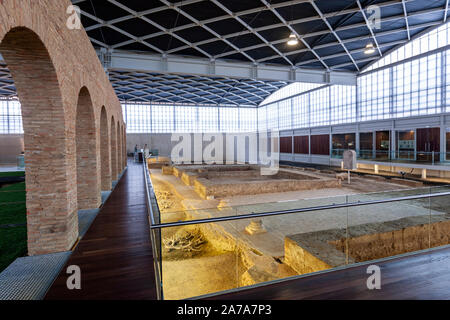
[110, 116, 118, 181]
[123, 125, 127, 168]
[0, 1, 125, 255]
[117, 122, 123, 173]
[76, 86, 100, 210]
[0, 27, 77, 255]
[100, 106, 111, 191]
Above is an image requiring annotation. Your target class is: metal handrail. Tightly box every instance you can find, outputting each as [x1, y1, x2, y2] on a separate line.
[142, 158, 164, 300]
[143, 157, 161, 226]
[148, 189, 450, 229]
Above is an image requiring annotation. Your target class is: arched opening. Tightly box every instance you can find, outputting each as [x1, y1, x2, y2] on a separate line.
[76, 87, 100, 209]
[100, 107, 111, 191]
[110, 116, 118, 181]
[123, 125, 127, 168]
[0, 27, 77, 255]
[117, 122, 122, 173]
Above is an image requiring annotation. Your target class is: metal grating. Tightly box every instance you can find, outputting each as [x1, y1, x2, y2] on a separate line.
[0, 252, 71, 300]
[78, 209, 100, 238]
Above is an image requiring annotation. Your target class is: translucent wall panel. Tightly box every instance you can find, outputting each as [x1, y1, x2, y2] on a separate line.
[330, 85, 356, 125]
[292, 94, 309, 129]
[151, 105, 174, 133]
[278, 99, 292, 131]
[358, 69, 391, 122]
[309, 87, 330, 127]
[393, 53, 441, 117]
[266, 103, 279, 131]
[239, 108, 257, 132]
[258, 105, 267, 131]
[261, 82, 323, 106]
[175, 106, 197, 132]
[198, 106, 218, 132]
[123, 104, 253, 134]
[219, 107, 239, 132]
[123, 103, 151, 133]
[365, 22, 450, 72]
[0, 99, 23, 134]
[447, 50, 450, 112]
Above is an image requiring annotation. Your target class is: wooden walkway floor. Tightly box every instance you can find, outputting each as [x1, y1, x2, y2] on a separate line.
[45, 160, 157, 300]
[207, 245, 450, 300]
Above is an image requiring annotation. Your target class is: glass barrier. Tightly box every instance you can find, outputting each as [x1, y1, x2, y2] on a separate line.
[429, 192, 450, 250]
[144, 161, 450, 299]
[159, 219, 239, 300]
[152, 190, 450, 299]
[332, 149, 450, 165]
[348, 196, 430, 263]
[143, 160, 163, 299]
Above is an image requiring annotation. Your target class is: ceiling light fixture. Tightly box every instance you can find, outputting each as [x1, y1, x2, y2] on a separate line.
[364, 42, 376, 55]
[287, 33, 299, 46]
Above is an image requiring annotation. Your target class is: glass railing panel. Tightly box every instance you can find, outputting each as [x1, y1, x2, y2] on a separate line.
[347, 186, 432, 202]
[150, 226, 163, 299]
[331, 149, 344, 159]
[159, 195, 349, 224]
[353, 150, 450, 165]
[238, 204, 349, 287]
[158, 205, 351, 299]
[234, 195, 348, 216]
[152, 187, 450, 299]
[429, 192, 450, 250]
[160, 216, 239, 300]
[347, 196, 431, 263]
[430, 185, 450, 194]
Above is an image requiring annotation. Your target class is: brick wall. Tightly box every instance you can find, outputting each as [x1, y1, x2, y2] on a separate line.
[0, 0, 126, 255]
[110, 117, 118, 181]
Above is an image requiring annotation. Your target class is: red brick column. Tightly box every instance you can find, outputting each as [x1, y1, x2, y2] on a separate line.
[100, 107, 111, 191]
[110, 117, 118, 181]
[123, 126, 127, 167]
[121, 125, 125, 170]
[76, 87, 101, 209]
[117, 123, 123, 174]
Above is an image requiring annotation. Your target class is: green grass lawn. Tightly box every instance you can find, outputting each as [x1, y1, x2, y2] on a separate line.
[0, 182, 26, 225]
[0, 171, 25, 177]
[0, 226, 27, 272]
[0, 172, 27, 272]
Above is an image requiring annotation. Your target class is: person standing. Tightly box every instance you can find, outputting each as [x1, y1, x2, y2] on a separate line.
[134, 144, 139, 162]
[144, 144, 150, 158]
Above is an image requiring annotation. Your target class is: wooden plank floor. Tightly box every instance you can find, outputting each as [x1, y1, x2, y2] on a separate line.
[207, 246, 450, 300]
[45, 160, 157, 300]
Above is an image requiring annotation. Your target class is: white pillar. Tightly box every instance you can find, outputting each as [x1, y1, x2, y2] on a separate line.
[422, 169, 427, 179]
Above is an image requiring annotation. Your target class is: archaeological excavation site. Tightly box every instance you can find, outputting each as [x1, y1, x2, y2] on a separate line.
[146, 158, 450, 299]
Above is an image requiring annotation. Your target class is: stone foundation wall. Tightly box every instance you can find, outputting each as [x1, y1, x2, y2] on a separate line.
[170, 165, 341, 199]
[284, 237, 334, 275]
[332, 216, 450, 262]
[194, 177, 340, 199]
